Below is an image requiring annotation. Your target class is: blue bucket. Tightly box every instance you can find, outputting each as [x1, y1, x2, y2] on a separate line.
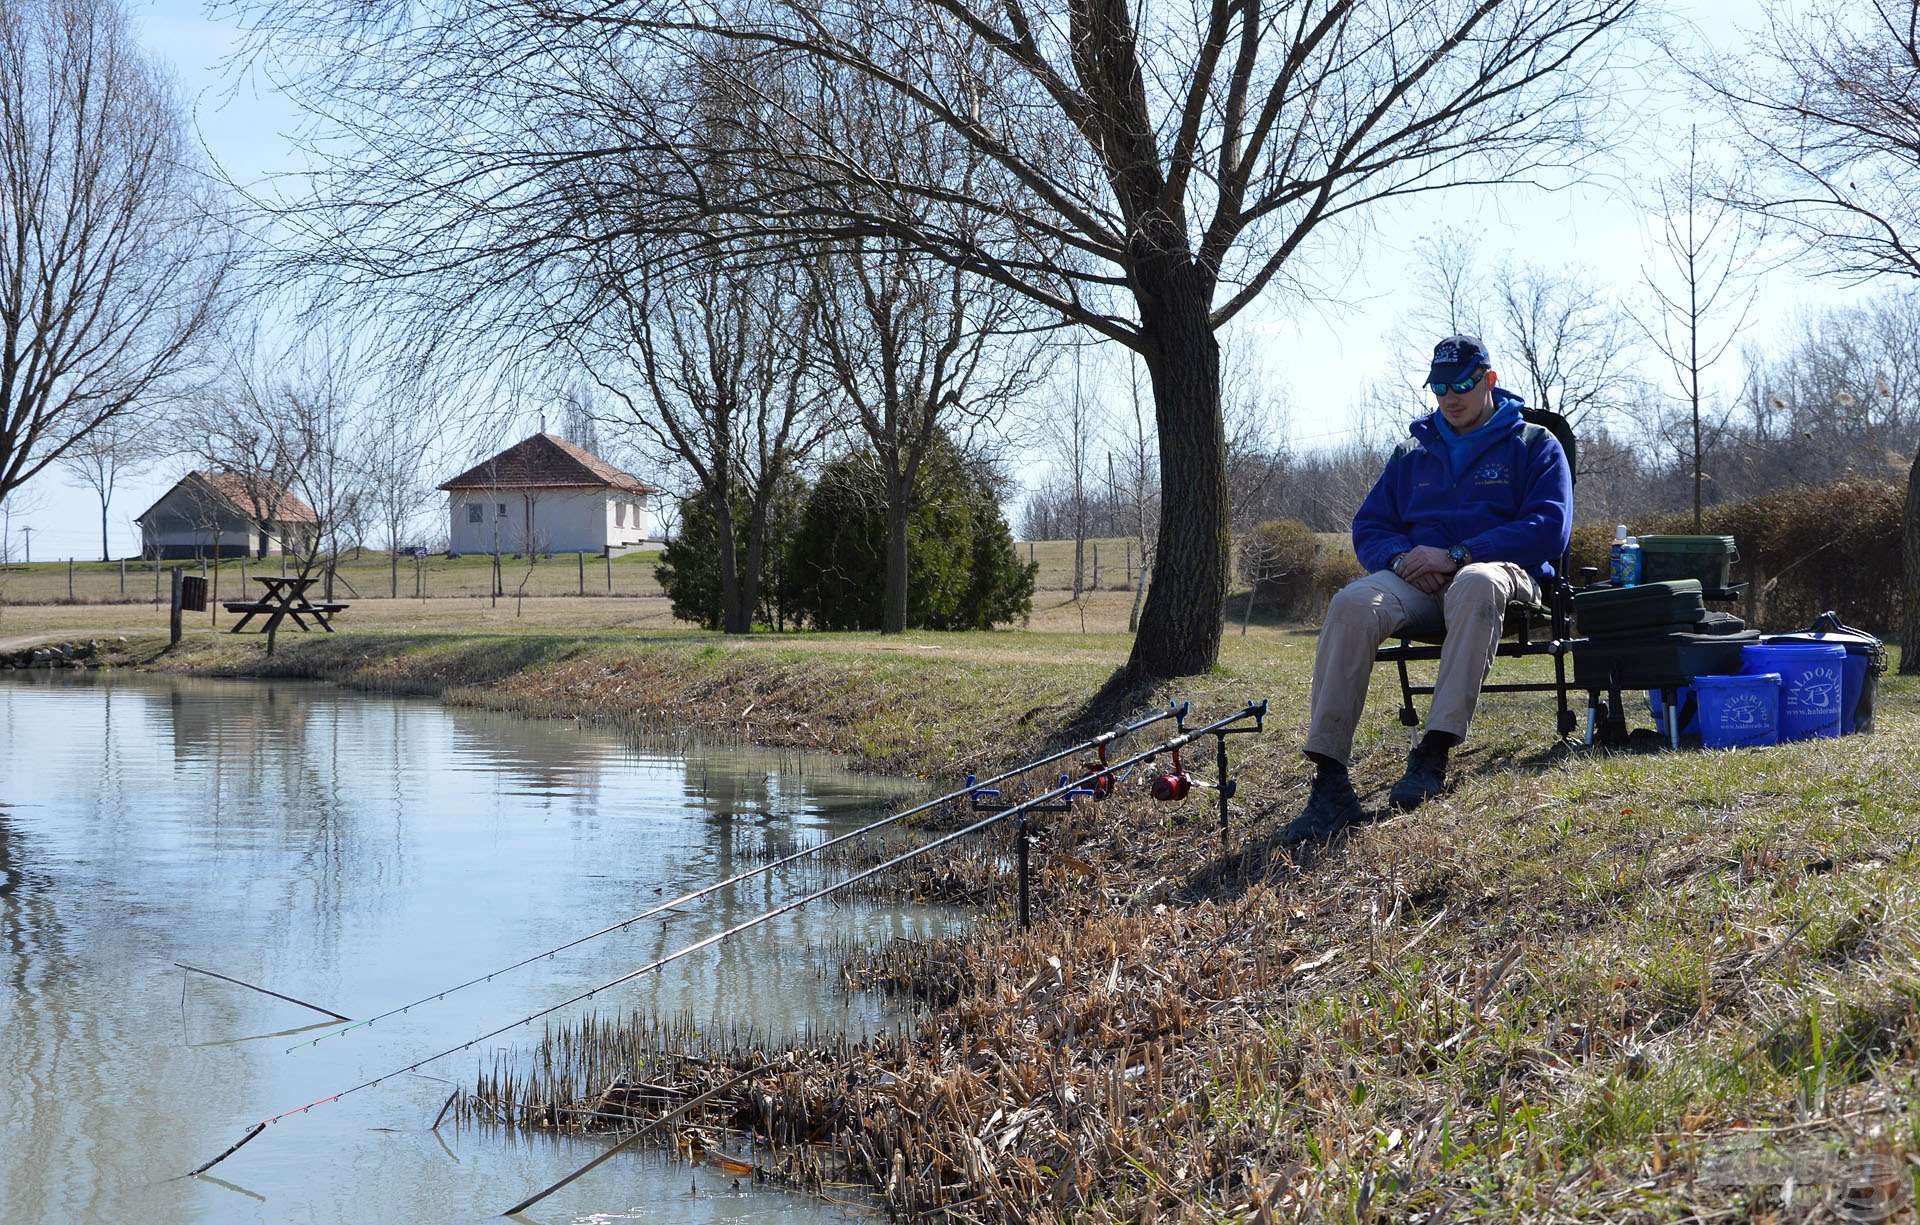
[1741, 643, 1846, 741]
[1694, 673, 1781, 749]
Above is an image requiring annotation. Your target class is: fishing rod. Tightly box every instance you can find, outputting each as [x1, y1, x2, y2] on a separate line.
[185, 701, 1265, 1179]
[287, 700, 1190, 1053]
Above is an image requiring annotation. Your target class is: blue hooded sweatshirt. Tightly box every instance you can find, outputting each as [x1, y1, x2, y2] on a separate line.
[1351, 387, 1573, 579]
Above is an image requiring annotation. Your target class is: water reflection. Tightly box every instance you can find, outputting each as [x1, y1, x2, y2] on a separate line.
[0, 673, 940, 1223]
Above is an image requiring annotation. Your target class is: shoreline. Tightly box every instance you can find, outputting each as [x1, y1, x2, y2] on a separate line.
[8, 621, 1920, 1220]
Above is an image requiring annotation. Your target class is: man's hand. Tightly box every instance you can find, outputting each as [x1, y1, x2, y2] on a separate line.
[1408, 569, 1450, 595]
[1394, 545, 1456, 582]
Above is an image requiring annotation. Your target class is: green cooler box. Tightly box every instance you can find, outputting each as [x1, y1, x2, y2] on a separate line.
[1637, 535, 1738, 588]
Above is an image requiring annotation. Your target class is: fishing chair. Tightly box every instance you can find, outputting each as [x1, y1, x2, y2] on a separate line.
[1372, 407, 1581, 738]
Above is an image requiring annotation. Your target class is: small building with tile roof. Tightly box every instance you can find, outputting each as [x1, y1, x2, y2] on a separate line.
[134, 471, 319, 560]
[439, 433, 656, 556]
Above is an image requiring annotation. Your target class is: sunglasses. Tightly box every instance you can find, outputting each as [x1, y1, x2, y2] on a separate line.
[1428, 368, 1488, 396]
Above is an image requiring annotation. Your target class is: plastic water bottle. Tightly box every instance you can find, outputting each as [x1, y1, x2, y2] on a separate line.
[1610, 525, 1643, 587]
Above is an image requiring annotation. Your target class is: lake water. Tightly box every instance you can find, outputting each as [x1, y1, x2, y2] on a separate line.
[0, 672, 947, 1223]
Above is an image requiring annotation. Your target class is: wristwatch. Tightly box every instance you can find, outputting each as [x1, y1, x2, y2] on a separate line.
[1389, 551, 1410, 575]
[1448, 544, 1473, 567]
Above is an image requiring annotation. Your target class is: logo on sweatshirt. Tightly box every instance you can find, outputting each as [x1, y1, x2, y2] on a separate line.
[1471, 461, 1510, 485]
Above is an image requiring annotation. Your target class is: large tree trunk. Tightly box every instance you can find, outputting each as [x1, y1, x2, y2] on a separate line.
[882, 470, 911, 634]
[1902, 445, 1919, 675]
[731, 501, 769, 634]
[1125, 269, 1227, 683]
[710, 490, 746, 634]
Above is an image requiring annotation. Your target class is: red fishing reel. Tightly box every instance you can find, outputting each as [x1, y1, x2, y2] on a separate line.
[1150, 771, 1191, 802]
[1078, 742, 1117, 799]
[1149, 746, 1191, 802]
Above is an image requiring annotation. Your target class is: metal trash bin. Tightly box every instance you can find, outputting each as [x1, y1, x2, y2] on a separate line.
[180, 575, 208, 612]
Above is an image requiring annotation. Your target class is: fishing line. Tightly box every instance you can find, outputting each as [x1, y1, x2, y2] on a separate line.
[287, 702, 1188, 1052]
[186, 702, 1262, 1178]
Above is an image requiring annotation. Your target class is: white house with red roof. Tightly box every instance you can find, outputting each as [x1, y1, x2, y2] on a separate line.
[439, 433, 656, 556]
[134, 471, 320, 560]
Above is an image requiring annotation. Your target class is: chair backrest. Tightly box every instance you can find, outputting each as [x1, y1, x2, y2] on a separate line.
[1519, 406, 1581, 604]
[1521, 406, 1577, 486]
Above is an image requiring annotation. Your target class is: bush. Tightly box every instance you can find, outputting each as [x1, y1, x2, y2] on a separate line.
[1310, 550, 1367, 618]
[654, 484, 804, 630]
[783, 438, 1035, 631]
[1570, 479, 1904, 634]
[1237, 519, 1322, 619]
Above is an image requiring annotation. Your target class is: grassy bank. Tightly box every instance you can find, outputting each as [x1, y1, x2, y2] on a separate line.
[10, 606, 1920, 1219]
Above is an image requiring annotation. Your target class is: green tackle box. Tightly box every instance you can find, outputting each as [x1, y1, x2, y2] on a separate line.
[1637, 535, 1739, 588]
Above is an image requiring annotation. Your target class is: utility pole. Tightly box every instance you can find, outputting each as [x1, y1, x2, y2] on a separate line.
[21, 526, 31, 564]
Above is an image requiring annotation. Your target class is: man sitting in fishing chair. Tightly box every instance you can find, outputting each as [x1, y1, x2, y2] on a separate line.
[1284, 335, 1573, 845]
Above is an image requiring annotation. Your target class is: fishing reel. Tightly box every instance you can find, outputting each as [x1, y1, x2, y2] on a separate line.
[1150, 770, 1191, 802]
[1148, 746, 1194, 802]
[1076, 741, 1118, 800]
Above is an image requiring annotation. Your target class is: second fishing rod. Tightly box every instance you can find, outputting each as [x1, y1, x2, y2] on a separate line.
[188, 699, 1265, 1179]
[288, 700, 1191, 1052]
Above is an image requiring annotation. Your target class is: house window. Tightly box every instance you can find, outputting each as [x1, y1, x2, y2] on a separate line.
[467, 503, 484, 524]
[615, 501, 626, 527]
[497, 503, 508, 518]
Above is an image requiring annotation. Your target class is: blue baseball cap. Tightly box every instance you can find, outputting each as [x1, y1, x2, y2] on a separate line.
[1426, 335, 1490, 385]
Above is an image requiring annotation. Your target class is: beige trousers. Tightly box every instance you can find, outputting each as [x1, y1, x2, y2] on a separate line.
[1302, 562, 1537, 765]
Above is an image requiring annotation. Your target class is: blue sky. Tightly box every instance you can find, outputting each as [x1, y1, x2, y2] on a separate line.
[7, 0, 1874, 560]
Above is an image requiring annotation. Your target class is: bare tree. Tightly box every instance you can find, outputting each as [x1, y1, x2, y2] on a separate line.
[1707, 0, 1920, 670]
[596, 245, 835, 634]
[358, 406, 438, 595]
[1633, 127, 1762, 530]
[0, 483, 48, 567]
[1049, 350, 1098, 599]
[0, 0, 230, 507]
[171, 344, 310, 562]
[1111, 351, 1159, 632]
[229, 0, 1640, 682]
[811, 238, 1047, 630]
[59, 416, 150, 560]
[556, 384, 605, 456]
[1493, 260, 1638, 429]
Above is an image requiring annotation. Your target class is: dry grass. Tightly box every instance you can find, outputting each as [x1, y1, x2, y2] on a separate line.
[451, 663, 1920, 1221]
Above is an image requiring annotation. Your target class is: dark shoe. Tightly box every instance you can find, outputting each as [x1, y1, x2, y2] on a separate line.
[1388, 743, 1448, 811]
[1283, 769, 1364, 845]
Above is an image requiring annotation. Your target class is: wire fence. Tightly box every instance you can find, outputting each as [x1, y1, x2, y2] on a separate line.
[0, 551, 668, 606]
[0, 538, 1200, 606]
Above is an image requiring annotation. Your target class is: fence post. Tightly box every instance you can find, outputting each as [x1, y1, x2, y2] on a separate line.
[606, 552, 612, 594]
[241, 559, 248, 592]
[1125, 540, 1132, 588]
[119, 558, 126, 596]
[415, 553, 423, 600]
[578, 551, 585, 595]
[1028, 541, 1035, 565]
[169, 569, 183, 646]
[1092, 543, 1099, 590]
[154, 559, 161, 606]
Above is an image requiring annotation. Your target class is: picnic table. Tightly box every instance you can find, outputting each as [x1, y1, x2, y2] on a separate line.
[223, 576, 349, 635]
